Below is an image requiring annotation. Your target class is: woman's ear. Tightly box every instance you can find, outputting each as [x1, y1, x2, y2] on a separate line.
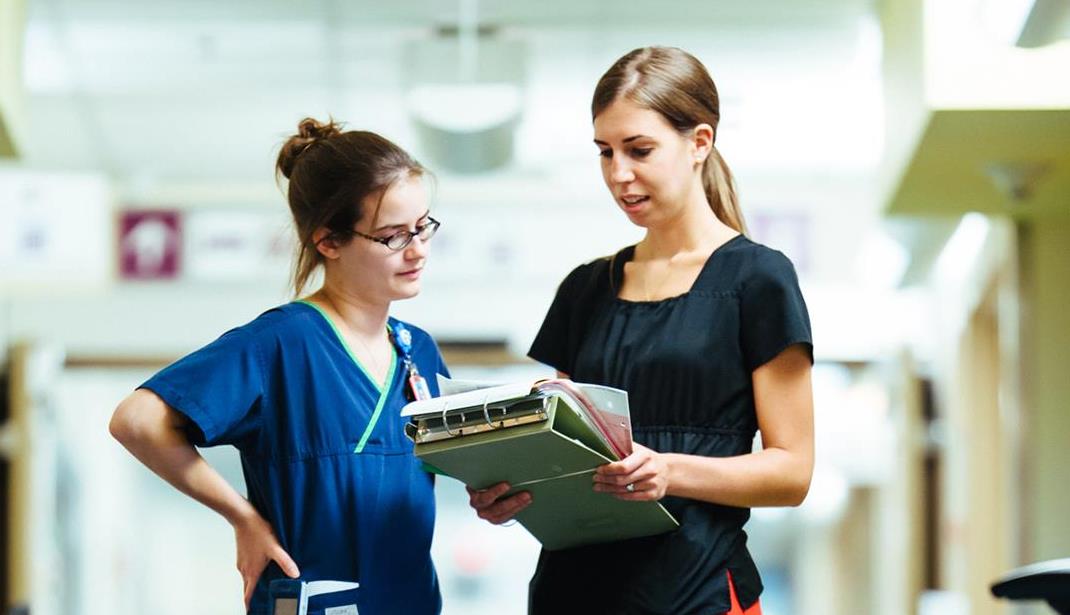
[692, 123, 714, 165]
[312, 228, 341, 260]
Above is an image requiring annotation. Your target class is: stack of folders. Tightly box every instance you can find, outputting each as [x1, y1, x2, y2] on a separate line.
[402, 377, 679, 550]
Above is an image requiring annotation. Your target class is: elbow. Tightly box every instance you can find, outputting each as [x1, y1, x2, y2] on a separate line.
[785, 469, 813, 507]
[111, 390, 187, 450]
[109, 399, 136, 445]
[110, 394, 149, 447]
[786, 479, 810, 507]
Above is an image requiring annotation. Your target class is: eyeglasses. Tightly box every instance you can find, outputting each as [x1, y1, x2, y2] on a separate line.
[351, 217, 441, 251]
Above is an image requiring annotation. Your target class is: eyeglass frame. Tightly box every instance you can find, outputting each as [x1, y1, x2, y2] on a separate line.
[340, 216, 440, 251]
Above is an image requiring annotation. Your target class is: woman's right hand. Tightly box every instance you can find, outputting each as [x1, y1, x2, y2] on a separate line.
[466, 482, 533, 525]
[110, 391, 299, 610]
[233, 510, 301, 611]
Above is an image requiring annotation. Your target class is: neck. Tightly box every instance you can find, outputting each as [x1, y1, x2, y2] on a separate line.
[639, 189, 736, 260]
[312, 279, 390, 339]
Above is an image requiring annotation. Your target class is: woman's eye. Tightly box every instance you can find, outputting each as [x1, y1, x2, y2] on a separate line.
[632, 147, 652, 158]
[598, 149, 612, 158]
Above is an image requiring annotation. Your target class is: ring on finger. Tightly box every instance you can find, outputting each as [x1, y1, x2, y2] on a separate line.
[625, 483, 636, 493]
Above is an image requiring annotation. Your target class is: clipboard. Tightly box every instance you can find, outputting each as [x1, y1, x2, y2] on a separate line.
[403, 378, 679, 550]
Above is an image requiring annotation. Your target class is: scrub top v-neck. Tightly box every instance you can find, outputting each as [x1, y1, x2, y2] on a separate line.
[140, 301, 449, 615]
[298, 299, 398, 454]
[528, 234, 813, 614]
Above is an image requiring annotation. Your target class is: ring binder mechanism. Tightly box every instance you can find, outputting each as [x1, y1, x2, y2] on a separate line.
[404, 393, 550, 444]
[402, 377, 679, 550]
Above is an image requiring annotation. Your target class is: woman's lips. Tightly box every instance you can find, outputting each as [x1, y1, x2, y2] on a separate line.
[620, 195, 649, 211]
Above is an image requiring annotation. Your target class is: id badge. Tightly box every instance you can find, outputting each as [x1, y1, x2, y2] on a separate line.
[408, 372, 432, 401]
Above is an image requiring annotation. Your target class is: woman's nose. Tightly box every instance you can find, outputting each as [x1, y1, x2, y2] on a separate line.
[404, 234, 429, 259]
[609, 157, 635, 184]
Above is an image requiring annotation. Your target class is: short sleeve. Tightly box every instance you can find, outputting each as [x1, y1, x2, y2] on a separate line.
[528, 259, 606, 376]
[740, 250, 814, 371]
[138, 327, 264, 447]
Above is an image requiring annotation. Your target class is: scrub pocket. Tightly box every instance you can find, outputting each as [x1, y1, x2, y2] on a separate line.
[268, 578, 360, 615]
[306, 585, 360, 615]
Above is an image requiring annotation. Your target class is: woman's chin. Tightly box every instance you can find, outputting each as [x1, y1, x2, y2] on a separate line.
[621, 207, 654, 228]
[391, 281, 422, 301]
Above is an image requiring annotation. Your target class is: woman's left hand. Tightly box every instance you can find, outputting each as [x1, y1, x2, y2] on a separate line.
[592, 442, 670, 501]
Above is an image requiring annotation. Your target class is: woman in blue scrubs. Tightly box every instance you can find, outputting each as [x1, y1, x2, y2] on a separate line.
[110, 117, 447, 614]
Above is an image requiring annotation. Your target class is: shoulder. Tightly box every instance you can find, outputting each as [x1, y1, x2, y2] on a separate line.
[561, 254, 613, 288]
[554, 247, 630, 298]
[719, 236, 800, 288]
[145, 305, 312, 388]
[240, 302, 321, 339]
[209, 303, 323, 360]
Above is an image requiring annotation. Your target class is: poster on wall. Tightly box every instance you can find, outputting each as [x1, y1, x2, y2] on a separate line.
[118, 210, 182, 280]
[183, 209, 292, 284]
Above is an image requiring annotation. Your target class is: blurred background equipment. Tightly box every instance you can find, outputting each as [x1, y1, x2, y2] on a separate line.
[990, 558, 1070, 614]
[0, 0, 26, 158]
[404, 0, 528, 173]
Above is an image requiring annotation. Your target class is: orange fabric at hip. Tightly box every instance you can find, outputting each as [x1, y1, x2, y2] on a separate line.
[724, 571, 762, 615]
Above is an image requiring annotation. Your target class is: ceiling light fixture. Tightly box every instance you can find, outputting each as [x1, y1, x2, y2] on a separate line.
[404, 0, 527, 173]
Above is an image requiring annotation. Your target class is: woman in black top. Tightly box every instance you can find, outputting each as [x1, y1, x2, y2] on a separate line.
[469, 46, 815, 614]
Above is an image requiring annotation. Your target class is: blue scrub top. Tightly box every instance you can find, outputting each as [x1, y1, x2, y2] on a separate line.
[140, 301, 448, 615]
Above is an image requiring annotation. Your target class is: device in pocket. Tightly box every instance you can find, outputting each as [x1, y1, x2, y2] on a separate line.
[269, 579, 360, 615]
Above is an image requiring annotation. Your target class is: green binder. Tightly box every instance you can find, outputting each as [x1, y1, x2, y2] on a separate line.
[408, 391, 679, 550]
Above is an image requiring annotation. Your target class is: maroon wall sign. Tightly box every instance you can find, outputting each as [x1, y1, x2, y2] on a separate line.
[119, 210, 182, 280]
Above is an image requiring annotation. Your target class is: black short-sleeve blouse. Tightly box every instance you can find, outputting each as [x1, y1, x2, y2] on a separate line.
[527, 234, 813, 615]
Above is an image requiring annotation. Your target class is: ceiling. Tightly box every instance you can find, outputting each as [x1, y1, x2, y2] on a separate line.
[28, 0, 874, 27]
[7, 0, 960, 365]
[886, 109, 1070, 218]
[15, 0, 882, 197]
[5, 0, 902, 341]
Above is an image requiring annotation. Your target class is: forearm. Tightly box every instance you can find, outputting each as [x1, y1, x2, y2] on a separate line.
[664, 447, 812, 508]
[110, 392, 257, 527]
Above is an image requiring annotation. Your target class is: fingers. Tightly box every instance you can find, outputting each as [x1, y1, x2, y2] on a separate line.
[594, 478, 658, 499]
[467, 482, 533, 524]
[238, 549, 299, 611]
[243, 575, 255, 611]
[593, 444, 666, 500]
[596, 444, 653, 477]
[477, 492, 533, 525]
[273, 547, 301, 579]
[593, 466, 655, 488]
[612, 485, 660, 501]
[468, 481, 535, 524]
[594, 458, 656, 489]
[597, 455, 644, 477]
[466, 482, 512, 510]
[239, 556, 269, 610]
